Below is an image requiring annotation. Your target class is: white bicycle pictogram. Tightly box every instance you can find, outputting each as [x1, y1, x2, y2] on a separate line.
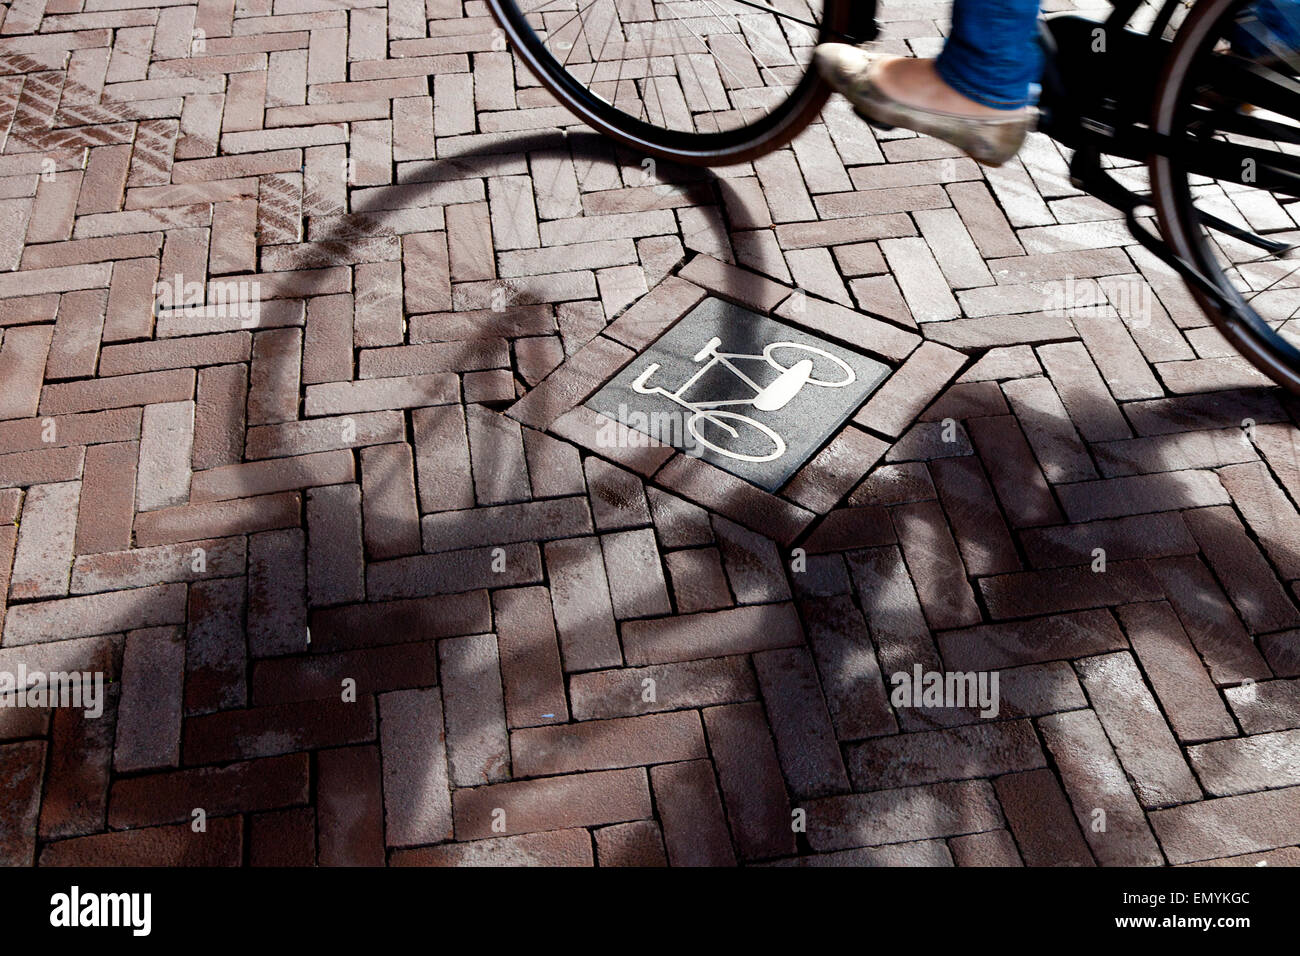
[630, 337, 857, 463]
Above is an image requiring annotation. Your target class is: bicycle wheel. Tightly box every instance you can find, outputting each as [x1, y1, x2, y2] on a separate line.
[1150, 0, 1300, 392]
[687, 410, 786, 461]
[485, 0, 863, 165]
[762, 341, 855, 385]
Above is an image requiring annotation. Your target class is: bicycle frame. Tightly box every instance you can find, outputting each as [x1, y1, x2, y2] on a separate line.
[632, 341, 781, 433]
[1036, 1, 1300, 314]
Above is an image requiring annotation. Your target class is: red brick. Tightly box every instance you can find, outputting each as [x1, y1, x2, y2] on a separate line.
[623, 602, 803, 665]
[250, 807, 317, 867]
[411, 404, 474, 513]
[1150, 786, 1300, 864]
[9, 480, 79, 600]
[133, 491, 301, 546]
[1147, 556, 1272, 684]
[544, 536, 620, 671]
[40, 816, 242, 866]
[108, 753, 309, 828]
[71, 538, 245, 597]
[1183, 504, 1300, 634]
[190, 449, 353, 502]
[655, 453, 814, 547]
[508, 334, 634, 431]
[1019, 512, 1196, 568]
[318, 744, 386, 866]
[978, 559, 1162, 619]
[247, 527, 307, 657]
[512, 711, 705, 777]
[3, 582, 186, 645]
[75, 440, 138, 554]
[247, 327, 302, 425]
[966, 414, 1061, 527]
[929, 455, 1020, 576]
[494, 586, 568, 728]
[391, 829, 594, 866]
[0, 326, 52, 421]
[844, 546, 941, 676]
[783, 427, 890, 513]
[650, 757, 740, 866]
[439, 633, 511, 788]
[800, 595, 897, 740]
[0, 445, 84, 488]
[1076, 652, 1201, 808]
[806, 780, 1004, 852]
[664, 547, 731, 614]
[452, 768, 653, 840]
[1037, 709, 1164, 865]
[753, 647, 849, 798]
[1057, 471, 1231, 522]
[422, 496, 592, 552]
[948, 830, 1023, 866]
[309, 590, 490, 651]
[39, 694, 115, 841]
[994, 769, 1094, 866]
[253, 643, 438, 706]
[379, 688, 453, 847]
[803, 505, 897, 553]
[892, 498, 982, 629]
[246, 411, 403, 460]
[854, 341, 966, 438]
[1117, 601, 1236, 743]
[306, 483, 364, 607]
[366, 542, 543, 599]
[39, 368, 194, 416]
[594, 820, 668, 867]
[703, 701, 795, 860]
[304, 372, 459, 415]
[114, 625, 185, 773]
[1226, 677, 1300, 734]
[185, 577, 247, 715]
[938, 609, 1128, 671]
[183, 697, 376, 764]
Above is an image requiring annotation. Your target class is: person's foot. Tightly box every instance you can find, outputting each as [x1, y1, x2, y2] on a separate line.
[813, 45, 1034, 167]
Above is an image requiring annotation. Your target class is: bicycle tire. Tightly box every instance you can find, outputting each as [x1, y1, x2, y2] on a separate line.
[1149, 0, 1300, 393]
[485, 0, 855, 166]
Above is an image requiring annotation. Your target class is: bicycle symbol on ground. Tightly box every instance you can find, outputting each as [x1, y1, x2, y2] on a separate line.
[630, 336, 857, 462]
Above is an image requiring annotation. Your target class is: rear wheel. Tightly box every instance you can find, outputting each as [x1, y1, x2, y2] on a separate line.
[485, 0, 858, 165]
[1150, 0, 1300, 392]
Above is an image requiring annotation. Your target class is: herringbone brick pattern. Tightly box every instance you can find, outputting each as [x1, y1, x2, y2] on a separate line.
[1, 0, 1299, 867]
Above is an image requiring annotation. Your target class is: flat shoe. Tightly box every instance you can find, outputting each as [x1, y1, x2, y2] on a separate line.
[814, 44, 1034, 167]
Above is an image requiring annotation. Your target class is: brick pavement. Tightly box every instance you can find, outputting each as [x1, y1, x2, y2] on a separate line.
[1, 0, 1299, 868]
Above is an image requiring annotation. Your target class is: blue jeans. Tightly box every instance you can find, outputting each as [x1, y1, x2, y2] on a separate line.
[934, 0, 1300, 112]
[935, 0, 1042, 111]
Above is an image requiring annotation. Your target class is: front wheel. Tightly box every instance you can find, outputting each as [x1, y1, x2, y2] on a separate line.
[485, 0, 861, 166]
[1149, 0, 1300, 393]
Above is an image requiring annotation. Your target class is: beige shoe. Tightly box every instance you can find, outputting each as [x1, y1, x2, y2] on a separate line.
[814, 44, 1034, 167]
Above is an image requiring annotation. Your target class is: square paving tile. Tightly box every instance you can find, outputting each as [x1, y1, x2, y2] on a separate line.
[587, 297, 890, 491]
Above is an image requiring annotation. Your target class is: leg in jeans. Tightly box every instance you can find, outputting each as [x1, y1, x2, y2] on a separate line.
[813, 1, 1043, 165]
[936, 0, 1043, 110]
[1236, 0, 1300, 59]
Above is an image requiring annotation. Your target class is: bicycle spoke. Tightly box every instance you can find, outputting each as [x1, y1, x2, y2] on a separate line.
[512, 0, 825, 136]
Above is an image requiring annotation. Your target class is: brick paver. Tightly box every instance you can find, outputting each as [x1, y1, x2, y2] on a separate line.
[1, 0, 1297, 869]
